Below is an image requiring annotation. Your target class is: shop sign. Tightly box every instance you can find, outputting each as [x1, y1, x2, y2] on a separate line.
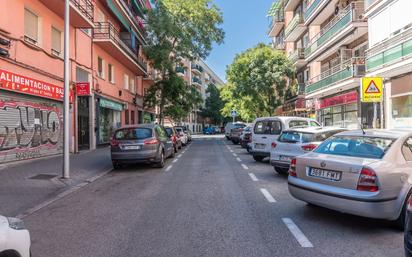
[361, 77, 383, 102]
[317, 91, 358, 110]
[0, 69, 63, 101]
[99, 98, 123, 111]
[76, 82, 91, 96]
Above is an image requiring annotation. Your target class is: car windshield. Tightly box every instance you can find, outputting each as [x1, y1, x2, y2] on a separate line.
[314, 136, 395, 159]
[234, 124, 246, 129]
[114, 128, 152, 140]
[278, 131, 314, 143]
[165, 128, 173, 136]
[176, 128, 183, 133]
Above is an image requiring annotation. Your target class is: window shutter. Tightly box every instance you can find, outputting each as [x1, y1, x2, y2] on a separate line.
[25, 9, 38, 42]
[51, 27, 61, 53]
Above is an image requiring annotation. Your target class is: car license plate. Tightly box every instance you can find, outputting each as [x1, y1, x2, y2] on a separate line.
[279, 155, 291, 161]
[255, 143, 265, 149]
[122, 145, 140, 150]
[308, 168, 341, 181]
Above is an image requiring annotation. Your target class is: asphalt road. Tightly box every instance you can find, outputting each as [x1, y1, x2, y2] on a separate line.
[25, 136, 404, 257]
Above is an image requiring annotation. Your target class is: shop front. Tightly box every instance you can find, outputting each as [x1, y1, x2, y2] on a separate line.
[0, 68, 63, 164]
[388, 74, 412, 129]
[97, 97, 123, 144]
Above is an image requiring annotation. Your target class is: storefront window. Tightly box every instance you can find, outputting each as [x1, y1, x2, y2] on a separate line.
[392, 94, 412, 128]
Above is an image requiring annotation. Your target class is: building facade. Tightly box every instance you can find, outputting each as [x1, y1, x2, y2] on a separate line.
[268, 0, 379, 129]
[176, 59, 224, 133]
[0, 0, 154, 164]
[364, 0, 412, 129]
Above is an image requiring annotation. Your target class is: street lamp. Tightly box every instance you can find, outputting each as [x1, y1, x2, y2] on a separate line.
[63, 0, 70, 179]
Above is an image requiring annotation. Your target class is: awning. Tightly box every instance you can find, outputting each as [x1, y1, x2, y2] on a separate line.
[107, 0, 131, 32]
[267, 1, 281, 17]
[99, 98, 124, 111]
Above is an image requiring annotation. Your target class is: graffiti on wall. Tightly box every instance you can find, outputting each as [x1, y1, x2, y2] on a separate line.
[0, 100, 62, 162]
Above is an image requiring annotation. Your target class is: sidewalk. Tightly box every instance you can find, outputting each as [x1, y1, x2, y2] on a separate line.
[0, 147, 112, 217]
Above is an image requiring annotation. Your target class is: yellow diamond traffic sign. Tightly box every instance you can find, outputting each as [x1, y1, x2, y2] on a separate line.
[361, 77, 383, 102]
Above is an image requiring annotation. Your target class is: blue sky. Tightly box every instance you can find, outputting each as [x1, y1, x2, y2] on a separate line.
[205, 0, 273, 82]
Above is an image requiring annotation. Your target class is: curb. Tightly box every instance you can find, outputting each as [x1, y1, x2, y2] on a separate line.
[16, 167, 113, 219]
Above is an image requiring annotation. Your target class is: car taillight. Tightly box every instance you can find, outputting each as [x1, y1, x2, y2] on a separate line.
[172, 135, 177, 143]
[301, 144, 317, 151]
[144, 138, 159, 145]
[110, 138, 119, 147]
[289, 158, 297, 177]
[408, 196, 412, 212]
[271, 142, 277, 148]
[357, 167, 379, 192]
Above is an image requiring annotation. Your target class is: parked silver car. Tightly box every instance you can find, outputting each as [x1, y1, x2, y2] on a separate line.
[288, 129, 412, 227]
[270, 127, 346, 174]
[111, 124, 175, 168]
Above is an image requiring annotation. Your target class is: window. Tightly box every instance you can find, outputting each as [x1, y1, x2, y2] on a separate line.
[254, 120, 282, 135]
[114, 128, 152, 140]
[402, 138, 412, 161]
[131, 111, 135, 124]
[125, 110, 129, 125]
[97, 57, 105, 78]
[289, 120, 309, 128]
[124, 74, 129, 90]
[108, 64, 114, 83]
[155, 126, 167, 138]
[24, 8, 39, 44]
[51, 27, 62, 56]
[130, 78, 135, 93]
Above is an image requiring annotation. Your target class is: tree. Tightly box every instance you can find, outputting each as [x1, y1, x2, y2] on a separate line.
[201, 83, 224, 125]
[225, 43, 295, 117]
[220, 83, 259, 123]
[143, 0, 225, 124]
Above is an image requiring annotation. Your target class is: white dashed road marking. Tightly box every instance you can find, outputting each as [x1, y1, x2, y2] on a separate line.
[178, 154, 182, 158]
[241, 164, 249, 170]
[232, 153, 237, 157]
[165, 165, 173, 172]
[282, 218, 313, 248]
[236, 157, 241, 162]
[248, 173, 258, 181]
[172, 159, 178, 163]
[260, 188, 276, 203]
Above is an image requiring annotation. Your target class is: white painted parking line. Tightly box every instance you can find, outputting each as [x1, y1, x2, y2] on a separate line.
[282, 218, 313, 248]
[165, 165, 173, 172]
[248, 173, 258, 181]
[229, 150, 233, 153]
[241, 164, 249, 170]
[232, 153, 237, 157]
[172, 159, 178, 163]
[178, 154, 182, 158]
[260, 188, 276, 203]
[236, 157, 241, 162]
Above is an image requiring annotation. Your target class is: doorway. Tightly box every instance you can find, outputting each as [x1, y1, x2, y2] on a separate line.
[78, 96, 90, 149]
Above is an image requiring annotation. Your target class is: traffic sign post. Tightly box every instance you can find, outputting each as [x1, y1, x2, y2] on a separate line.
[361, 77, 383, 103]
[231, 110, 237, 123]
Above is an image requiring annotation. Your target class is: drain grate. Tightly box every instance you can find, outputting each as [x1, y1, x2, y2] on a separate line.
[29, 174, 58, 180]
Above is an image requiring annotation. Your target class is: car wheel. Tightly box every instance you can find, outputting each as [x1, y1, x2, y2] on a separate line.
[274, 167, 288, 175]
[232, 140, 239, 145]
[253, 156, 264, 162]
[112, 161, 121, 169]
[155, 151, 165, 168]
[226, 136, 230, 140]
[394, 191, 411, 230]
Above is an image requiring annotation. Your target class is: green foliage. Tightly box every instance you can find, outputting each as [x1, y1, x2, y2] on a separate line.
[225, 43, 295, 117]
[220, 84, 259, 122]
[201, 84, 225, 124]
[143, 0, 224, 124]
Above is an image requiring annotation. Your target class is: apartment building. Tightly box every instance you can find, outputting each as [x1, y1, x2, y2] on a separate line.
[268, 0, 375, 128]
[176, 59, 224, 133]
[0, 0, 153, 164]
[365, 0, 412, 129]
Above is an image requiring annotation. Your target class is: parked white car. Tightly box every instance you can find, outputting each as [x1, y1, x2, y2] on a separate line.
[270, 127, 346, 174]
[225, 122, 246, 140]
[0, 215, 31, 257]
[174, 126, 188, 145]
[250, 116, 321, 162]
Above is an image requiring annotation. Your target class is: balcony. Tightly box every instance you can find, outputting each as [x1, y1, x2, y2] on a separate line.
[192, 76, 202, 86]
[304, 0, 339, 26]
[116, 0, 147, 39]
[304, 3, 367, 62]
[284, 0, 303, 12]
[93, 22, 147, 75]
[176, 66, 185, 74]
[285, 12, 306, 42]
[289, 48, 306, 69]
[268, 10, 285, 37]
[285, 83, 306, 100]
[273, 36, 286, 50]
[305, 57, 366, 95]
[191, 64, 204, 74]
[366, 26, 412, 76]
[39, 0, 94, 27]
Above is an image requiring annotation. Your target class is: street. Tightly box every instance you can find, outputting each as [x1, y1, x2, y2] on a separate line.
[24, 136, 403, 257]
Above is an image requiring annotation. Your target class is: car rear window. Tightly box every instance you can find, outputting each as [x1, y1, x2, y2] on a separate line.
[254, 120, 282, 135]
[165, 128, 173, 136]
[278, 131, 314, 143]
[114, 128, 152, 140]
[234, 124, 246, 129]
[314, 136, 395, 159]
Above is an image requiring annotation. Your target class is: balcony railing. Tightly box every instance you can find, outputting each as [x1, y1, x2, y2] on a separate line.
[71, 0, 94, 21]
[176, 66, 185, 74]
[285, 12, 304, 38]
[366, 26, 412, 71]
[119, 0, 146, 37]
[192, 76, 202, 85]
[191, 64, 204, 73]
[269, 9, 285, 29]
[364, 0, 380, 10]
[289, 48, 305, 63]
[304, 0, 322, 21]
[273, 36, 285, 49]
[94, 22, 147, 72]
[305, 57, 366, 94]
[305, 3, 364, 58]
